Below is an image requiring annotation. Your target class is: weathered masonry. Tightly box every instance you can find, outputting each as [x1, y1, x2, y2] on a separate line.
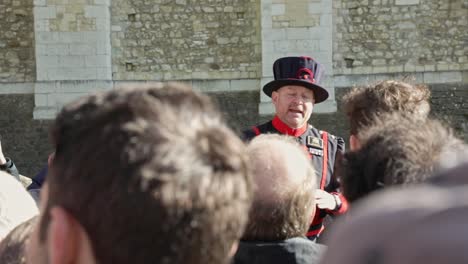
[0, 0, 466, 175]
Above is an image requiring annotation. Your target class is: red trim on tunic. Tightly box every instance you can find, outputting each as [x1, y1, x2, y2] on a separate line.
[272, 115, 307, 137]
[252, 126, 261, 136]
[320, 132, 328, 189]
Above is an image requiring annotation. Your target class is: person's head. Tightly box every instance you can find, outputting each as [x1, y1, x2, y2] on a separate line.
[242, 134, 316, 241]
[321, 170, 468, 264]
[343, 80, 430, 150]
[0, 172, 38, 240]
[27, 83, 253, 264]
[263, 56, 329, 129]
[272, 85, 315, 129]
[341, 113, 463, 203]
[0, 216, 37, 264]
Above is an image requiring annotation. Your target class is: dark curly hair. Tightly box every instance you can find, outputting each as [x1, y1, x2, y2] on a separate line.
[341, 113, 463, 203]
[343, 80, 430, 135]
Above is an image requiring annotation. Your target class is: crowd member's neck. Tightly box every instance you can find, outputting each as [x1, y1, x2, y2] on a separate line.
[272, 116, 307, 137]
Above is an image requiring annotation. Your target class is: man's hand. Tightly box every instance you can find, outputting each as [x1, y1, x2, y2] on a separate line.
[315, 189, 338, 210]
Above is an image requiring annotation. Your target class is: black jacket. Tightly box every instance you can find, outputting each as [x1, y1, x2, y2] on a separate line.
[243, 116, 348, 238]
[233, 237, 326, 264]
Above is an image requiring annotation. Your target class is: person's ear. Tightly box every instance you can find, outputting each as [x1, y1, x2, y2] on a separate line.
[272, 91, 279, 106]
[349, 134, 361, 151]
[48, 152, 55, 167]
[229, 241, 239, 257]
[48, 207, 77, 264]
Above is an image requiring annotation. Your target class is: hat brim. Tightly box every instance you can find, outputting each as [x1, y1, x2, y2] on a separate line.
[263, 79, 329, 104]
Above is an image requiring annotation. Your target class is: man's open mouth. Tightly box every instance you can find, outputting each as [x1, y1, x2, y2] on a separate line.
[289, 109, 303, 115]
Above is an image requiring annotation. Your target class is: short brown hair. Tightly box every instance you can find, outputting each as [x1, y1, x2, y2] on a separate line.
[242, 134, 316, 241]
[341, 113, 463, 203]
[0, 217, 37, 264]
[40, 83, 253, 264]
[343, 80, 430, 135]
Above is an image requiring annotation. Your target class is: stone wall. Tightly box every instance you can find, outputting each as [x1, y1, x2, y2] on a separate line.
[260, 0, 337, 115]
[0, 94, 52, 177]
[333, 0, 468, 75]
[0, 0, 35, 82]
[111, 0, 261, 80]
[2, 85, 467, 177]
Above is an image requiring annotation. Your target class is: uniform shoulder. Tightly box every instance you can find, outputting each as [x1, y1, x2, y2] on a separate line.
[241, 120, 273, 141]
[317, 129, 345, 148]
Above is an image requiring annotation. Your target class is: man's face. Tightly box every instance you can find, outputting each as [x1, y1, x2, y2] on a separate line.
[272, 85, 315, 128]
[27, 185, 50, 264]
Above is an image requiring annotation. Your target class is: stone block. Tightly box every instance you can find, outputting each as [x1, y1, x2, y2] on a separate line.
[56, 80, 113, 93]
[35, 94, 47, 107]
[35, 6, 57, 19]
[230, 79, 260, 91]
[319, 38, 332, 51]
[96, 35, 110, 50]
[439, 72, 463, 83]
[56, 32, 84, 44]
[35, 81, 57, 93]
[259, 101, 275, 115]
[85, 55, 111, 67]
[395, 0, 420, 5]
[36, 32, 59, 44]
[387, 65, 404, 72]
[111, 25, 122, 32]
[55, 92, 84, 106]
[34, 0, 47, 6]
[286, 28, 311, 40]
[84, 5, 109, 18]
[271, 4, 285, 15]
[60, 55, 85, 67]
[96, 18, 110, 31]
[295, 39, 320, 51]
[96, 67, 112, 80]
[308, 2, 324, 14]
[262, 29, 287, 41]
[37, 55, 60, 68]
[47, 93, 57, 107]
[192, 80, 230, 92]
[273, 40, 288, 52]
[314, 99, 337, 113]
[35, 19, 49, 32]
[320, 14, 332, 27]
[0, 83, 34, 94]
[69, 44, 96, 55]
[94, 0, 110, 5]
[33, 106, 57, 120]
[404, 64, 416, 72]
[308, 27, 325, 40]
[43, 44, 68, 56]
[423, 72, 440, 83]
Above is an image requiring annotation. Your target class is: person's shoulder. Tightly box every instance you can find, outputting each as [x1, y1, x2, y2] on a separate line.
[313, 128, 345, 151]
[241, 121, 273, 141]
[308, 126, 344, 144]
[242, 128, 257, 141]
[323, 131, 344, 144]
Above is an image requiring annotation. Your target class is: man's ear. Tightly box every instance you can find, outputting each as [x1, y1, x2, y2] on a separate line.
[48, 207, 78, 264]
[229, 241, 239, 257]
[349, 134, 361, 151]
[271, 91, 279, 106]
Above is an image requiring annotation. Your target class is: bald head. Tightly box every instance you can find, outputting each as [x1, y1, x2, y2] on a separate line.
[243, 134, 316, 241]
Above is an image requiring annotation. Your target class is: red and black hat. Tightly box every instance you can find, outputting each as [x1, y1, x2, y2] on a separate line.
[263, 56, 329, 103]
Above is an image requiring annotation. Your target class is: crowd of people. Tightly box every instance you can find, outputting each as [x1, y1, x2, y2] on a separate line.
[0, 56, 466, 264]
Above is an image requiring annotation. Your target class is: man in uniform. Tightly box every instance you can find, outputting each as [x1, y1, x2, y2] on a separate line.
[243, 56, 348, 240]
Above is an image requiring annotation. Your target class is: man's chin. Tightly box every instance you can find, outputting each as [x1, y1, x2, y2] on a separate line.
[285, 118, 305, 128]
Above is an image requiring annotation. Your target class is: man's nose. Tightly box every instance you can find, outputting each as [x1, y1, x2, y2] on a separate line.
[292, 95, 304, 104]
